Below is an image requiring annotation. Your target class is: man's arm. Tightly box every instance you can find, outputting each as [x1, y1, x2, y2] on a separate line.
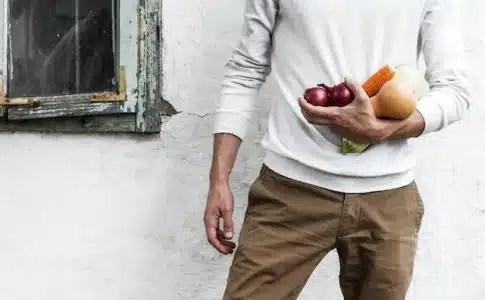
[377, 0, 471, 143]
[205, 0, 279, 254]
[409, 0, 471, 136]
[213, 0, 279, 140]
[204, 133, 240, 254]
[299, 0, 471, 146]
[210, 133, 242, 187]
[378, 111, 425, 141]
[211, 0, 278, 186]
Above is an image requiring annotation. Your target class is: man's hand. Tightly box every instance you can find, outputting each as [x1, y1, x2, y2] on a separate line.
[204, 182, 236, 255]
[299, 77, 387, 144]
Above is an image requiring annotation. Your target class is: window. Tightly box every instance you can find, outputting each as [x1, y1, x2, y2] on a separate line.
[0, 0, 162, 133]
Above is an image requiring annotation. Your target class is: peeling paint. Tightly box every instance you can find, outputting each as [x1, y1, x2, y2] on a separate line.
[0, 75, 34, 106]
[137, 6, 146, 74]
[0, 0, 162, 132]
[136, 4, 147, 131]
[135, 0, 161, 133]
[0, 65, 128, 106]
[90, 65, 127, 102]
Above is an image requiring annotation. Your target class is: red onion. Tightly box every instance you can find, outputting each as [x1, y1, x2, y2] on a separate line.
[304, 86, 330, 107]
[330, 82, 354, 107]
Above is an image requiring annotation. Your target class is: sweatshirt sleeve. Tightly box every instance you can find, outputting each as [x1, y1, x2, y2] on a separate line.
[416, 0, 472, 135]
[213, 0, 279, 140]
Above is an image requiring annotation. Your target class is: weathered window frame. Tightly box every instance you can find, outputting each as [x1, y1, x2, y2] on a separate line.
[0, 0, 162, 133]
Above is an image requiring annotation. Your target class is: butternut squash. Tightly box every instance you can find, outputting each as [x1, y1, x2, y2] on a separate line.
[370, 64, 429, 120]
[370, 79, 417, 119]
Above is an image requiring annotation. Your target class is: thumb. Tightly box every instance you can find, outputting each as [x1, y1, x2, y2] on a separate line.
[344, 77, 368, 103]
[221, 208, 234, 239]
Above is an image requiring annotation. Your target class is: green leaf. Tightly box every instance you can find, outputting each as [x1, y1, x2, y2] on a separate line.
[341, 138, 370, 154]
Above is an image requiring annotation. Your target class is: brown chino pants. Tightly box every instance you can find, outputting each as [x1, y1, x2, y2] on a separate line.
[222, 165, 424, 300]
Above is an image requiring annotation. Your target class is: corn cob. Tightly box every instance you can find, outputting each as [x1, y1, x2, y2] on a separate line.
[361, 64, 395, 97]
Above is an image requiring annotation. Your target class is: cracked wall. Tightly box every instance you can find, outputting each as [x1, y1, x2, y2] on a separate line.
[0, 1, 484, 300]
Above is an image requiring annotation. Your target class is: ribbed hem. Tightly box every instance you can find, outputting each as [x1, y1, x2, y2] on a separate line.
[263, 150, 415, 193]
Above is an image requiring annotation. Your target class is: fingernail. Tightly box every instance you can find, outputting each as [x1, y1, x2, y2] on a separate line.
[225, 232, 233, 239]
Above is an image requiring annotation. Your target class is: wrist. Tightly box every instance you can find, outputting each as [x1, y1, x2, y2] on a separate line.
[372, 119, 397, 142]
[210, 169, 230, 187]
[374, 111, 425, 142]
[210, 178, 229, 189]
[371, 117, 404, 142]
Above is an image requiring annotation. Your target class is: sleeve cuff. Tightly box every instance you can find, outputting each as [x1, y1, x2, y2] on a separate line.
[213, 111, 251, 140]
[415, 92, 445, 136]
[213, 93, 256, 140]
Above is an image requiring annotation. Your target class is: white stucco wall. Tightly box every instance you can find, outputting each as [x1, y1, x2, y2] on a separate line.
[0, 1, 484, 299]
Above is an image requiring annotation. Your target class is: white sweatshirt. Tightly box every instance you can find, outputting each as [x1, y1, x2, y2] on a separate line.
[213, 0, 471, 193]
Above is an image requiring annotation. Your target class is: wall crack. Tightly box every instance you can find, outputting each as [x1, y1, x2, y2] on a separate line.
[187, 112, 214, 119]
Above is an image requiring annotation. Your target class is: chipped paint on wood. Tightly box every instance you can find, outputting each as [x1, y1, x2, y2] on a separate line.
[0, 74, 34, 105]
[118, 0, 141, 115]
[0, 97, 34, 106]
[0, 1, 5, 80]
[90, 65, 127, 102]
[0, 1, 5, 117]
[0, 70, 129, 114]
[136, 4, 147, 131]
[1, 1, 140, 111]
[135, 0, 162, 133]
[8, 97, 126, 120]
[0, 0, 163, 133]
[0, 114, 137, 133]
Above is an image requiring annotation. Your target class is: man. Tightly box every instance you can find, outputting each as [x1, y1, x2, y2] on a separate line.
[204, 0, 471, 299]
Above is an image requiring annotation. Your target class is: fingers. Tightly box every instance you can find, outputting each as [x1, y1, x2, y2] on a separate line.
[205, 212, 233, 254]
[298, 97, 339, 125]
[221, 208, 234, 239]
[204, 214, 225, 254]
[204, 208, 236, 255]
[344, 77, 369, 102]
[217, 228, 236, 252]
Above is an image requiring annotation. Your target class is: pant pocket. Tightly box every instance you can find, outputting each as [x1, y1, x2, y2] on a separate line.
[247, 165, 270, 203]
[411, 182, 425, 234]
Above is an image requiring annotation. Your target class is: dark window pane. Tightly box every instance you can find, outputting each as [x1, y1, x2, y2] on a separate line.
[8, 0, 118, 97]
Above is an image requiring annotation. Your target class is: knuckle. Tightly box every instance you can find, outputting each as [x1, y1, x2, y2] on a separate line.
[203, 215, 213, 225]
[221, 206, 232, 213]
[304, 111, 312, 119]
[306, 108, 318, 117]
[329, 112, 341, 124]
